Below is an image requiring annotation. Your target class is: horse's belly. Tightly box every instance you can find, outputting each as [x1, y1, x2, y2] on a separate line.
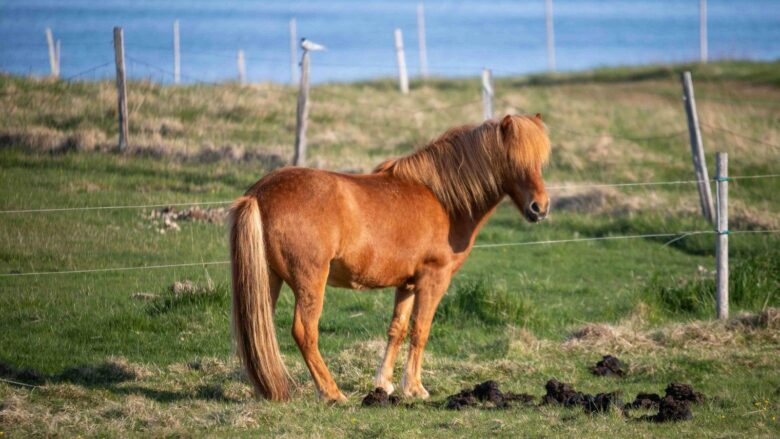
[327, 257, 413, 290]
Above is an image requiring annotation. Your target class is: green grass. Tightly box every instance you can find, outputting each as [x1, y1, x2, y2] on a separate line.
[1, 61, 779, 437]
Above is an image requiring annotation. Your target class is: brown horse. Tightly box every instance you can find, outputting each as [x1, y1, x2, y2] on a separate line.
[230, 114, 550, 402]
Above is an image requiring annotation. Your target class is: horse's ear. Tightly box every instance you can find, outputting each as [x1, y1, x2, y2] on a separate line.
[500, 115, 516, 142]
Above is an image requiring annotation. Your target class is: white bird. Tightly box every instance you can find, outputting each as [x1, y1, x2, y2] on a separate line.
[301, 38, 326, 52]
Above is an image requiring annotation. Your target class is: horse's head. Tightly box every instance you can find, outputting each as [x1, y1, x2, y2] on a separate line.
[499, 114, 551, 223]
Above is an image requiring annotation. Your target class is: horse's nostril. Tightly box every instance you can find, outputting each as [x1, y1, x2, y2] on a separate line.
[529, 201, 541, 214]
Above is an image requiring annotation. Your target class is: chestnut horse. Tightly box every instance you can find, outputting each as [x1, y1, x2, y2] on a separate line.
[230, 114, 550, 402]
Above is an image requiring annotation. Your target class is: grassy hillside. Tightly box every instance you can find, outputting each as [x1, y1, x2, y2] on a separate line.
[1, 61, 778, 437]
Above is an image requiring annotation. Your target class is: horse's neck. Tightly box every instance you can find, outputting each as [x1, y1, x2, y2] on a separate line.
[449, 194, 505, 252]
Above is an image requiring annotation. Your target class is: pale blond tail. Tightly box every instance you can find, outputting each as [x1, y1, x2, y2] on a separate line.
[229, 196, 290, 401]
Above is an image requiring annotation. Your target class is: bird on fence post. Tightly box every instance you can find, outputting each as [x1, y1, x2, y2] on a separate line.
[301, 38, 326, 52]
[293, 38, 326, 167]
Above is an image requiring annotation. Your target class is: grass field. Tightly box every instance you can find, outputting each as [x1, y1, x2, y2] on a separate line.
[1, 61, 779, 437]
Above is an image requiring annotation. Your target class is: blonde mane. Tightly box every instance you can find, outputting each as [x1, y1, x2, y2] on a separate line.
[373, 115, 550, 217]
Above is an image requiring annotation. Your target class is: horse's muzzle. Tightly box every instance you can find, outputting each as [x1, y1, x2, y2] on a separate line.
[524, 201, 548, 223]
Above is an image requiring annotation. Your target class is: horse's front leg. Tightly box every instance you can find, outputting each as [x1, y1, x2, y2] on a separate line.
[401, 268, 450, 399]
[374, 286, 414, 394]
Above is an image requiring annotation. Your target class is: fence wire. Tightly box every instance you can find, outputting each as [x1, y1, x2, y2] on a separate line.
[1, 174, 777, 215]
[2, 229, 777, 278]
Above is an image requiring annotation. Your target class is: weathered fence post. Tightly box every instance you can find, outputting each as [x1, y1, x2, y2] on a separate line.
[55, 39, 61, 74]
[394, 29, 409, 94]
[417, 3, 428, 78]
[293, 47, 311, 166]
[289, 18, 298, 85]
[45, 28, 59, 78]
[681, 71, 715, 225]
[482, 68, 493, 120]
[700, 0, 708, 63]
[173, 20, 181, 84]
[237, 49, 246, 85]
[715, 152, 728, 320]
[113, 27, 129, 151]
[545, 0, 556, 72]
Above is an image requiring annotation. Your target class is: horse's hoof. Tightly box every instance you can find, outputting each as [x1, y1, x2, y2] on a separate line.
[374, 378, 395, 395]
[319, 390, 348, 404]
[402, 384, 429, 399]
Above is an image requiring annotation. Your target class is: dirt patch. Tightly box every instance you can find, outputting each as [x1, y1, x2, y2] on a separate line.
[445, 380, 535, 410]
[146, 206, 228, 233]
[590, 355, 626, 377]
[362, 388, 401, 407]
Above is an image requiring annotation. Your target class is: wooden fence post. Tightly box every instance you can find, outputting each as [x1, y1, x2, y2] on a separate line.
[482, 68, 493, 120]
[237, 49, 246, 85]
[715, 152, 728, 320]
[394, 29, 409, 94]
[293, 48, 310, 166]
[417, 3, 428, 78]
[173, 20, 181, 84]
[289, 18, 298, 85]
[700, 0, 708, 63]
[55, 39, 61, 75]
[113, 27, 129, 151]
[681, 71, 715, 225]
[545, 0, 556, 72]
[45, 28, 59, 78]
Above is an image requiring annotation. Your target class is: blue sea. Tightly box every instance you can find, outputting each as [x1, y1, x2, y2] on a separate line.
[1, 0, 778, 84]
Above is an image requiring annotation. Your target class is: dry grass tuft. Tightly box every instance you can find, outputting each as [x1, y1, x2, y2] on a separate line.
[508, 326, 542, 354]
[563, 322, 654, 352]
[187, 357, 232, 375]
[565, 308, 780, 353]
[0, 393, 38, 426]
[654, 321, 739, 348]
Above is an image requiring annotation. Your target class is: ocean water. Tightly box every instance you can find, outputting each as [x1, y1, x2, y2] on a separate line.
[0, 0, 778, 84]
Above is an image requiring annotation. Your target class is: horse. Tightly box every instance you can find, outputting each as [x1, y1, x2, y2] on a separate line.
[229, 114, 551, 402]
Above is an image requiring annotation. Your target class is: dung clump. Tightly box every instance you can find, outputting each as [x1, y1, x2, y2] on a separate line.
[473, 380, 503, 404]
[665, 382, 705, 403]
[628, 392, 662, 409]
[590, 355, 626, 377]
[361, 388, 401, 407]
[445, 389, 479, 410]
[642, 395, 693, 422]
[631, 383, 703, 422]
[541, 379, 623, 414]
[582, 391, 624, 413]
[541, 379, 586, 407]
[445, 380, 535, 410]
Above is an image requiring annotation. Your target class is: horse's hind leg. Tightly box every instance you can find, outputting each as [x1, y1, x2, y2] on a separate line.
[374, 286, 414, 394]
[291, 273, 346, 403]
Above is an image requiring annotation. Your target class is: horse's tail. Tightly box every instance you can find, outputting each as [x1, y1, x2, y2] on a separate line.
[229, 195, 290, 401]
